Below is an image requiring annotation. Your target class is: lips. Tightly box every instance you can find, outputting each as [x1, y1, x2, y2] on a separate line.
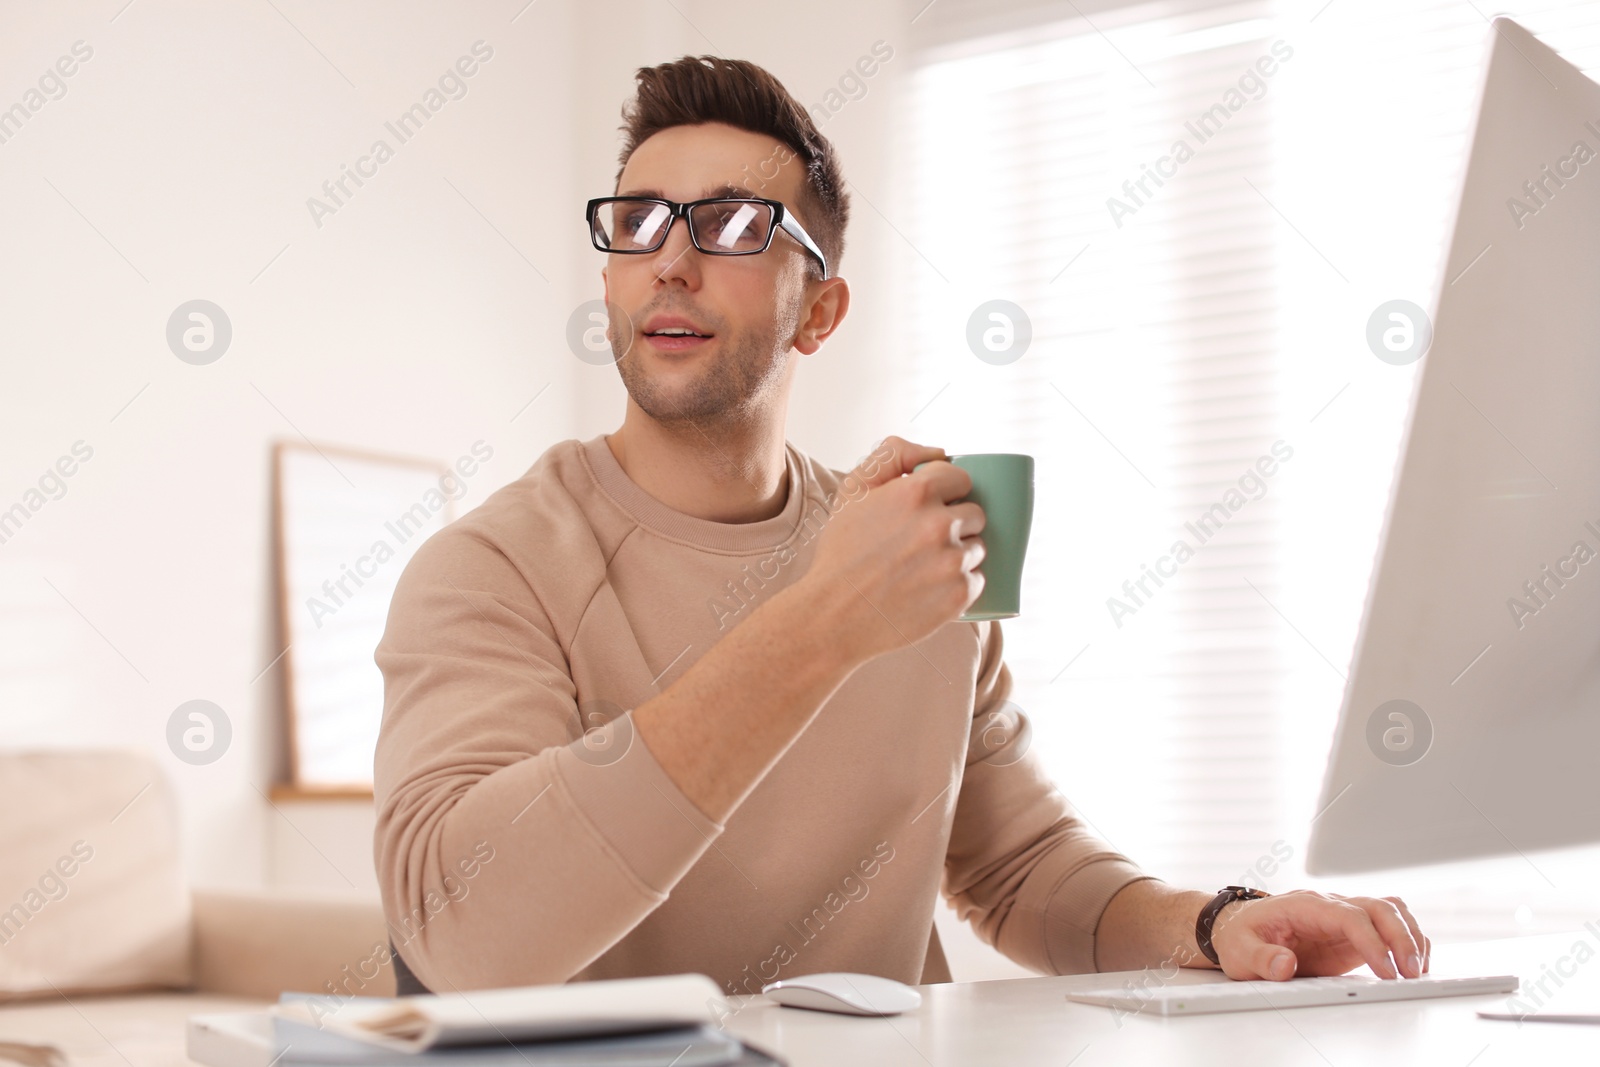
[644, 332, 713, 353]
[642, 314, 714, 339]
[640, 313, 714, 354]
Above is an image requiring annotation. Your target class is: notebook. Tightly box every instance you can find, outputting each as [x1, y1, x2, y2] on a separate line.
[188, 1011, 747, 1067]
[270, 974, 724, 1052]
[188, 974, 786, 1067]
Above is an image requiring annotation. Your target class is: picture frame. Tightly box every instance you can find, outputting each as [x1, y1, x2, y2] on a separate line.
[271, 440, 456, 793]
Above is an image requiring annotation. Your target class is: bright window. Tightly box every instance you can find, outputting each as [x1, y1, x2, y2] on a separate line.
[900, 0, 1600, 941]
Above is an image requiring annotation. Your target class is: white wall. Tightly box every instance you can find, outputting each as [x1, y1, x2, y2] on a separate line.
[0, 0, 584, 887]
[1, 0, 1023, 980]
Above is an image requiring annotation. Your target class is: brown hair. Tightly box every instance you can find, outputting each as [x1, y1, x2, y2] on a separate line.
[616, 55, 848, 282]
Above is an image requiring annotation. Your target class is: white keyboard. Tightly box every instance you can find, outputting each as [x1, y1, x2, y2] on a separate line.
[1067, 974, 1520, 1016]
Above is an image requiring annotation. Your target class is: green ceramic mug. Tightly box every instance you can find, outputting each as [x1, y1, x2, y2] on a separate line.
[916, 453, 1035, 621]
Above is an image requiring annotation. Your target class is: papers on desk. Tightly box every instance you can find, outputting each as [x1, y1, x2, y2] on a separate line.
[187, 974, 786, 1067]
[270, 975, 723, 1052]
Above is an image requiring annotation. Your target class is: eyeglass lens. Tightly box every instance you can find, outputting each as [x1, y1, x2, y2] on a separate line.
[594, 199, 774, 254]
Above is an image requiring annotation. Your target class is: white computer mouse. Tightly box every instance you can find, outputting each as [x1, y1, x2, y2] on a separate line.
[761, 971, 923, 1016]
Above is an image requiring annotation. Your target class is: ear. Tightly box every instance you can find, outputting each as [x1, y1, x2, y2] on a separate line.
[793, 277, 850, 356]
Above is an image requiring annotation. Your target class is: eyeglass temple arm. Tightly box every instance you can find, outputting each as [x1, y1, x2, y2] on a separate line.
[778, 214, 830, 281]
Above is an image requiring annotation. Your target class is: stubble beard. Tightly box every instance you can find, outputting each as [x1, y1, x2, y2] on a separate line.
[614, 316, 792, 433]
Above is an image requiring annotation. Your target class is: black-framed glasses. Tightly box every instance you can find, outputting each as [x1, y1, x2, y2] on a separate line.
[586, 196, 830, 281]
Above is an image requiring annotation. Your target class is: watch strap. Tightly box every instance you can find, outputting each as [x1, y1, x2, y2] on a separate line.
[1195, 885, 1269, 965]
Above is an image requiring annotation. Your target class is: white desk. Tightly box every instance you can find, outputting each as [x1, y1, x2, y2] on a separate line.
[721, 932, 1598, 1065]
[1, 934, 1592, 1067]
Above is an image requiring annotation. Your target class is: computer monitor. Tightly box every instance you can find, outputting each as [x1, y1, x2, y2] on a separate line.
[1306, 17, 1600, 875]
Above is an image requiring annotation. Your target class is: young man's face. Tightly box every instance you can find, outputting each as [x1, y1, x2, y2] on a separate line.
[601, 121, 844, 428]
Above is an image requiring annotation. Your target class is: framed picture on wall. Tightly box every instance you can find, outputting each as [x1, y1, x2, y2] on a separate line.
[271, 441, 456, 794]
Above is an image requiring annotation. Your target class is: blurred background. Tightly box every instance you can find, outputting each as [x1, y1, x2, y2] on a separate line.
[5, 0, 1600, 982]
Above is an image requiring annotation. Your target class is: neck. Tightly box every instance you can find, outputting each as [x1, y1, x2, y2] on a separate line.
[606, 400, 790, 523]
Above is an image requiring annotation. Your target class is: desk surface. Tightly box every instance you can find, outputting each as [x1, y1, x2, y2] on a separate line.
[0, 933, 1592, 1067]
[722, 932, 1598, 1065]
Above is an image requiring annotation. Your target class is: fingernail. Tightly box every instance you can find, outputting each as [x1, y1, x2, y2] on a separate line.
[1272, 953, 1292, 980]
[1407, 953, 1421, 977]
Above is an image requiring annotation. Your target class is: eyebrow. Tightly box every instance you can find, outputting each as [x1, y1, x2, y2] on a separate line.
[617, 183, 764, 201]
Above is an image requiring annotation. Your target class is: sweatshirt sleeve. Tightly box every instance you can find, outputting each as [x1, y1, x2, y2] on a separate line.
[371, 525, 724, 992]
[941, 619, 1159, 975]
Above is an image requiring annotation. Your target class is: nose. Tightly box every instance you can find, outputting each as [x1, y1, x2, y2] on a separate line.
[650, 212, 703, 285]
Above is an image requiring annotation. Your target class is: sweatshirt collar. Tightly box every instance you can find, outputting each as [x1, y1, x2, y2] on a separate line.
[580, 433, 809, 553]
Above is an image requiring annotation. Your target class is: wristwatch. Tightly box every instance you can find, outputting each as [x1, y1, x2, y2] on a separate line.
[1195, 885, 1270, 965]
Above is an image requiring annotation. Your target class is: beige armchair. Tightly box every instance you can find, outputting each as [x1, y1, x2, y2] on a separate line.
[0, 751, 392, 1067]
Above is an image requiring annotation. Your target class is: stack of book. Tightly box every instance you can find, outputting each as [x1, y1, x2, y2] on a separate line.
[188, 974, 782, 1067]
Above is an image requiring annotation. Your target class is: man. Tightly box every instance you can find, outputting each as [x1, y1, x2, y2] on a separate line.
[373, 54, 1429, 999]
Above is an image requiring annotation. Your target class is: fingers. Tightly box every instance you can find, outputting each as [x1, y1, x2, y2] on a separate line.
[959, 532, 986, 572]
[961, 539, 986, 607]
[1383, 896, 1429, 973]
[856, 437, 975, 513]
[1363, 896, 1426, 977]
[1320, 898, 1402, 979]
[947, 501, 986, 541]
[1328, 894, 1423, 978]
[1214, 891, 1431, 983]
[1227, 893, 1398, 980]
[912, 460, 974, 505]
[859, 435, 947, 488]
[1221, 928, 1298, 982]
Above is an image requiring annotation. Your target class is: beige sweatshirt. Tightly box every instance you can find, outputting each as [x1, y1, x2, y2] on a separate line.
[373, 434, 1153, 998]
